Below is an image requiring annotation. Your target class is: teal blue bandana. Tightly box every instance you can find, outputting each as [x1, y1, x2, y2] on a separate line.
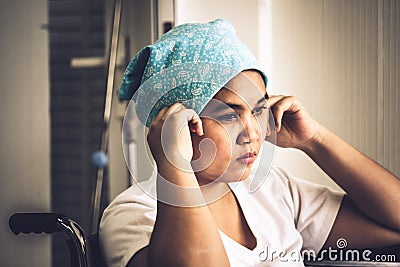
[118, 19, 268, 127]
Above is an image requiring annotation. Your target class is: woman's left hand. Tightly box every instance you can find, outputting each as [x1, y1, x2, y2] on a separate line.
[267, 95, 322, 150]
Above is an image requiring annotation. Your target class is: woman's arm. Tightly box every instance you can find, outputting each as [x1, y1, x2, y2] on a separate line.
[304, 126, 400, 248]
[146, 167, 229, 267]
[267, 95, 400, 248]
[303, 126, 400, 232]
[128, 103, 229, 267]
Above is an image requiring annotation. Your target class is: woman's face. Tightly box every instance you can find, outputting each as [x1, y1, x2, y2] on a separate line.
[191, 70, 269, 185]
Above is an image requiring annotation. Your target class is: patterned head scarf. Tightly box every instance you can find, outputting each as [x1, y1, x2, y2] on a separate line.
[118, 19, 268, 127]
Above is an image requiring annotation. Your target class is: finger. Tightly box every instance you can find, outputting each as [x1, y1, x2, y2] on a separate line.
[189, 114, 204, 136]
[266, 95, 286, 131]
[152, 103, 185, 128]
[266, 95, 286, 108]
[150, 106, 169, 128]
[268, 96, 296, 132]
[167, 105, 203, 136]
[175, 109, 203, 136]
[162, 102, 185, 118]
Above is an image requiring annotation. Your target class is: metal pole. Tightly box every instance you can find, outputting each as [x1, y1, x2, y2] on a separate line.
[150, 0, 159, 42]
[90, 0, 123, 235]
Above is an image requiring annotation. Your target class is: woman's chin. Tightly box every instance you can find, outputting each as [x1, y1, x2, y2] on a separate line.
[216, 168, 252, 184]
[194, 163, 253, 185]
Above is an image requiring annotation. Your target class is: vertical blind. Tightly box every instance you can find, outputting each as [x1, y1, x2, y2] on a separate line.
[49, 0, 108, 266]
[269, 0, 399, 186]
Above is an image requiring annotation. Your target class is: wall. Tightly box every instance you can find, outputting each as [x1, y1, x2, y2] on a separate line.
[0, 0, 51, 266]
[175, 0, 261, 58]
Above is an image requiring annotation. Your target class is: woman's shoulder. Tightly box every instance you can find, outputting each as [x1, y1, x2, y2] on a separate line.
[248, 166, 294, 190]
[122, 178, 155, 200]
[240, 165, 333, 201]
[105, 178, 157, 214]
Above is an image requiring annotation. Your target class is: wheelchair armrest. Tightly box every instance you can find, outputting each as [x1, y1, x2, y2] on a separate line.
[9, 212, 67, 235]
[9, 212, 90, 267]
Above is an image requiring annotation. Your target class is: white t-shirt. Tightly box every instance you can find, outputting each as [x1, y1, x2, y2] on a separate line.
[99, 167, 344, 267]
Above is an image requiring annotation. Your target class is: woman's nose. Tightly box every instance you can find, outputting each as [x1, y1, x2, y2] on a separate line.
[237, 115, 261, 144]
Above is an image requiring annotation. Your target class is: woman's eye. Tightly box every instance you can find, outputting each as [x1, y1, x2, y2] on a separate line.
[252, 106, 267, 116]
[216, 113, 239, 122]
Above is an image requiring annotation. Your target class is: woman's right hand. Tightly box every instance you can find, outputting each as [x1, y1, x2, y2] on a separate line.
[140, 104, 230, 267]
[147, 103, 204, 172]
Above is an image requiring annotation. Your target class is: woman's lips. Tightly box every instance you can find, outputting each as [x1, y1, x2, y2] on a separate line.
[236, 152, 256, 165]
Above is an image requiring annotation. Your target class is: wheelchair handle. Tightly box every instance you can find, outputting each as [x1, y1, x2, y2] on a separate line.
[9, 212, 90, 267]
[9, 212, 66, 235]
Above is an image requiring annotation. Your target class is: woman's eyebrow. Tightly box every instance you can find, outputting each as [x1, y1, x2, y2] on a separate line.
[207, 93, 269, 113]
[211, 97, 268, 113]
[256, 93, 269, 105]
[212, 102, 244, 113]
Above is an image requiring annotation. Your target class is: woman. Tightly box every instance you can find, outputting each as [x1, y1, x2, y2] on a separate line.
[100, 19, 400, 267]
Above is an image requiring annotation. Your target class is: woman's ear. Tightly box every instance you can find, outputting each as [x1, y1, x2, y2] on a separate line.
[264, 121, 274, 143]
